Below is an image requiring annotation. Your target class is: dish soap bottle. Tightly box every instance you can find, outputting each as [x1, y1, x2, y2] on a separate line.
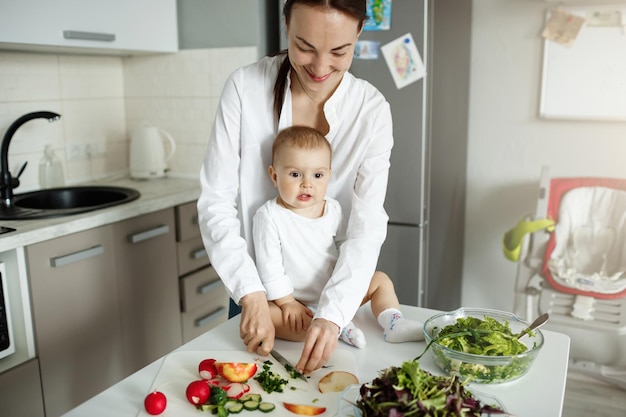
[39, 145, 65, 188]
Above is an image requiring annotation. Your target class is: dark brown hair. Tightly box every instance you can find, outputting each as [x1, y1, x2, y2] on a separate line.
[272, 125, 332, 165]
[273, 0, 367, 122]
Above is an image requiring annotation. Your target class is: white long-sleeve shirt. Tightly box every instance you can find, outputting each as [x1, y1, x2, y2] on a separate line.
[253, 197, 343, 308]
[197, 54, 393, 329]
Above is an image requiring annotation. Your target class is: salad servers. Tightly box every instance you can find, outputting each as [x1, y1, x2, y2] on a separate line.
[517, 312, 549, 339]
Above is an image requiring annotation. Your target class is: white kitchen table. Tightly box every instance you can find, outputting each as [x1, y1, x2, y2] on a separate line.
[62, 305, 570, 417]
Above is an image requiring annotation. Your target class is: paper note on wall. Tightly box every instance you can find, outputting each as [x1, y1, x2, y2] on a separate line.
[542, 7, 586, 47]
[381, 33, 425, 89]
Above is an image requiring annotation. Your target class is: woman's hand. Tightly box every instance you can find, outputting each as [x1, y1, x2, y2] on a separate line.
[239, 291, 275, 356]
[295, 318, 339, 373]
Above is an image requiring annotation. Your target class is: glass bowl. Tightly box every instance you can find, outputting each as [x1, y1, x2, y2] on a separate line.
[423, 307, 544, 384]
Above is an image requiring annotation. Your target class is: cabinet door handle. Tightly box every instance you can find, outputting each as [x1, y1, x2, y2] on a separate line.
[127, 225, 169, 244]
[50, 245, 104, 267]
[198, 279, 221, 295]
[191, 248, 208, 260]
[195, 306, 226, 328]
[63, 30, 115, 42]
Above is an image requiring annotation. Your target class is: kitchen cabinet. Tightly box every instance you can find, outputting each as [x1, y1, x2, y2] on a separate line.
[176, 202, 229, 342]
[26, 208, 182, 417]
[113, 208, 181, 374]
[26, 225, 124, 417]
[0, 358, 45, 417]
[0, 0, 177, 55]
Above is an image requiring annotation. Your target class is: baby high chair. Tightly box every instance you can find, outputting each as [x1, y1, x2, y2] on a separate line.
[503, 166, 626, 389]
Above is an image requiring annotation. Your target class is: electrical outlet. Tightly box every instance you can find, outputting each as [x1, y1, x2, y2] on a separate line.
[66, 142, 107, 160]
[66, 143, 82, 161]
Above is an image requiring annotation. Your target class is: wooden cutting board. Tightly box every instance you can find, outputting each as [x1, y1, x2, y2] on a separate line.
[136, 350, 359, 417]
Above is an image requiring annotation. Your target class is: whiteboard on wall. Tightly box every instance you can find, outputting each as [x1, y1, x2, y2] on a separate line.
[540, 6, 626, 121]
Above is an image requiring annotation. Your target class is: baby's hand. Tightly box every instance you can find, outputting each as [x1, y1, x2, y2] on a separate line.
[279, 301, 313, 334]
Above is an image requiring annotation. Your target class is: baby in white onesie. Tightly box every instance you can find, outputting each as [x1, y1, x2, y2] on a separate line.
[252, 126, 423, 348]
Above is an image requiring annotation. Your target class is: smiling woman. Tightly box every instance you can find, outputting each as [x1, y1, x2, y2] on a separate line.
[197, 0, 395, 373]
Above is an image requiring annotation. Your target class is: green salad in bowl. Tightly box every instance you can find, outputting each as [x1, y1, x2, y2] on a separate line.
[422, 308, 544, 384]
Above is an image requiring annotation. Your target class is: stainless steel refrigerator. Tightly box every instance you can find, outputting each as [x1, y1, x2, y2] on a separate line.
[349, 1, 430, 307]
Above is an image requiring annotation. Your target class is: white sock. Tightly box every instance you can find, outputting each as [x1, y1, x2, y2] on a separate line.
[339, 321, 367, 348]
[377, 308, 424, 343]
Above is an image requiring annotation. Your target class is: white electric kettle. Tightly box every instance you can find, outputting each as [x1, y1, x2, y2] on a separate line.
[130, 124, 176, 179]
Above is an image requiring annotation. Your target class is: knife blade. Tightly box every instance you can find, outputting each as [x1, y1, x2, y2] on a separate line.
[270, 349, 308, 383]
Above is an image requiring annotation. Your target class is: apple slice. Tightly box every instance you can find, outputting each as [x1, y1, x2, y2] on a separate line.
[317, 371, 359, 393]
[214, 362, 258, 383]
[283, 402, 327, 415]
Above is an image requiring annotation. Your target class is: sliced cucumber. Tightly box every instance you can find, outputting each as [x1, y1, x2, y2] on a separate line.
[242, 400, 260, 411]
[258, 402, 276, 413]
[200, 404, 216, 413]
[240, 393, 262, 403]
[224, 401, 244, 414]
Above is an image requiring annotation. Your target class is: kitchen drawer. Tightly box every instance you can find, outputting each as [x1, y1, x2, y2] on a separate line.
[177, 236, 210, 276]
[180, 266, 226, 313]
[175, 201, 201, 241]
[181, 303, 228, 343]
[0, 359, 45, 417]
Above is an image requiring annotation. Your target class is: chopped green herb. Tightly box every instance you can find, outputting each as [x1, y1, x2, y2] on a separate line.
[283, 363, 305, 380]
[253, 361, 288, 394]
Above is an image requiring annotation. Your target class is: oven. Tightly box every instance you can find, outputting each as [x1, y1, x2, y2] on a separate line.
[0, 248, 36, 374]
[0, 262, 16, 359]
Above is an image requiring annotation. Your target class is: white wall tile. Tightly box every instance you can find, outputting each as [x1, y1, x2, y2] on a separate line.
[1, 46, 257, 188]
[123, 47, 256, 177]
[59, 55, 124, 99]
[0, 52, 61, 102]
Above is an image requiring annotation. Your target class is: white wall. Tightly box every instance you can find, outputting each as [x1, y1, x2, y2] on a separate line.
[0, 47, 256, 191]
[462, 0, 626, 311]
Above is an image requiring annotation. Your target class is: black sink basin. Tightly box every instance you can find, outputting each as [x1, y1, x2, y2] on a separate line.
[0, 186, 140, 219]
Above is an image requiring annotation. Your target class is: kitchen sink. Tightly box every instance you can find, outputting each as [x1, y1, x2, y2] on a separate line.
[0, 186, 140, 220]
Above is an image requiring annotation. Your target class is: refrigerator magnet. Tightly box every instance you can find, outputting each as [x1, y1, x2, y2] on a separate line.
[381, 33, 425, 89]
[354, 40, 380, 60]
[364, 0, 392, 31]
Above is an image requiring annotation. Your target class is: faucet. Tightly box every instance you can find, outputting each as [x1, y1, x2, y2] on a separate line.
[1, 111, 61, 207]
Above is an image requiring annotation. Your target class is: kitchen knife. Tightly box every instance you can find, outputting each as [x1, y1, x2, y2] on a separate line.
[270, 349, 308, 383]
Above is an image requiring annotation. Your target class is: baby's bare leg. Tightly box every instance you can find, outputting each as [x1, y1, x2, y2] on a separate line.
[363, 271, 401, 317]
[364, 271, 424, 343]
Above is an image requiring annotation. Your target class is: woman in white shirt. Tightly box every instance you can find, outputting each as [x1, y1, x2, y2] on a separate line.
[198, 0, 395, 373]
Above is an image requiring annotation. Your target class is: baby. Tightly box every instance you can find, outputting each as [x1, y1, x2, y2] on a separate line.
[253, 125, 423, 348]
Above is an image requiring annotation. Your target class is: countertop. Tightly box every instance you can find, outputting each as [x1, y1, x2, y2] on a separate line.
[0, 176, 201, 252]
[62, 304, 571, 417]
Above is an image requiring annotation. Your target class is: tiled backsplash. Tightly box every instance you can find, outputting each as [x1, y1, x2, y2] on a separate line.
[0, 47, 257, 192]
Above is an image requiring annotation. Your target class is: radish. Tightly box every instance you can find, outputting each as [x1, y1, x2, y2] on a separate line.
[206, 378, 222, 386]
[144, 391, 167, 415]
[222, 382, 250, 399]
[199, 358, 218, 380]
[186, 380, 210, 405]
